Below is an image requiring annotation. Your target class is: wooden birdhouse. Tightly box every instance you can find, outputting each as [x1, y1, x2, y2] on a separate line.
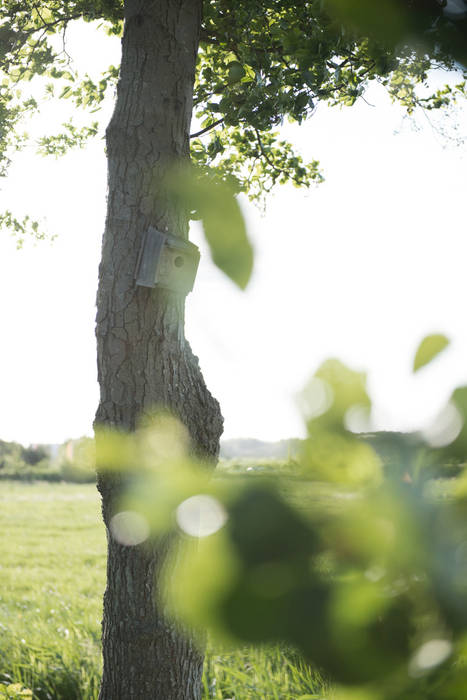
[135, 226, 200, 295]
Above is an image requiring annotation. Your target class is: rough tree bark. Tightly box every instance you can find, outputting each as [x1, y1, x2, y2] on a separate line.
[94, 1, 223, 697]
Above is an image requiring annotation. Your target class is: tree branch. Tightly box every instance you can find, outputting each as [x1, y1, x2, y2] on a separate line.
[190, 118, 224, 138]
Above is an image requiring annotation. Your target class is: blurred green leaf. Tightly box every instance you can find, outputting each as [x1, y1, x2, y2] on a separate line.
[299, 359, 381, 485]
[170, 168, 254, 289]
[301, 358, 371, 432]
[96, 355, 467, 696]
[227, 60, 246, 84]
[227, 484, 321, 566]
[219, 485, 326, 645]
[413, 334, 450, 372]
[164, 529, 241, 645]
[300, 430, 382, 485]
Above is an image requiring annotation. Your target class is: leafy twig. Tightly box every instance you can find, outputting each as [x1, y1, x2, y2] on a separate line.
[253, 128, 306, 187]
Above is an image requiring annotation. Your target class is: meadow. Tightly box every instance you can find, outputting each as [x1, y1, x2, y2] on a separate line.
[0, 480, 327, 700]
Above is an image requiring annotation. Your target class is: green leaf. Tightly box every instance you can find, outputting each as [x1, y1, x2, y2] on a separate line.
[200, 180, 253, 289]
[227, 61, 246, 84]
[413, 334, 450, 372]
[170, 168, 254, 289]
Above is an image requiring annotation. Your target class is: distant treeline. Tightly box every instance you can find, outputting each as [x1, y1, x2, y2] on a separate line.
[0, 437, 95, 483]
[1, 436, 301, 482]
[0, 439, 50, 468]
[1, 432, 463, 483]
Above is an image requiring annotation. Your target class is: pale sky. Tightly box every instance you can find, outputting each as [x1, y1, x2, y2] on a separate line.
[0, 22, 466, 446]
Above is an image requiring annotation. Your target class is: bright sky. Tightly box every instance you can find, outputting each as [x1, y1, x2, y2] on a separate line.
[1, 22, 466, 446]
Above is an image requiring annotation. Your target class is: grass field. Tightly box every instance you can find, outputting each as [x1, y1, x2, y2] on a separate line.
[0, 481, 327, 699]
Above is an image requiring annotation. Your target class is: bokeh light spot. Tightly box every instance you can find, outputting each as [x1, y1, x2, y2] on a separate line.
[423, 402, 463, 448]
[110, 510, 150, 546]
[409, 639, 452, 677]
[344, 404, 372, 433]
[300, 377, 334, 420]
[176, 495, 227, 538]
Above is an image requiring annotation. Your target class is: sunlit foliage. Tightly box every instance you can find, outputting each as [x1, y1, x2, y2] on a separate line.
[1, 0, 466, 245]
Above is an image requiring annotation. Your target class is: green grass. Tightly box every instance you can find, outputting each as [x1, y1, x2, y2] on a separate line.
[0, 481, 327, 699]
[0, 482, 104, 699]
[203, 646, 327, 699]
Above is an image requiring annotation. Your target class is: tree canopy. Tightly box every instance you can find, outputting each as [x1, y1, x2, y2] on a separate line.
[1, 0, 466, 254]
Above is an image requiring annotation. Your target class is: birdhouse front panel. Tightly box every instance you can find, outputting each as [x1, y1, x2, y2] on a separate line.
[135, 227, 200, 295]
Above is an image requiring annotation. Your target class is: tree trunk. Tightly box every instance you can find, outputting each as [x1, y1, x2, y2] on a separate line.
[94, 1, 223, 698]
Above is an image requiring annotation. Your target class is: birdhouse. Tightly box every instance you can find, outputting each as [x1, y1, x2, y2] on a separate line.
[135, 226, 200, 295]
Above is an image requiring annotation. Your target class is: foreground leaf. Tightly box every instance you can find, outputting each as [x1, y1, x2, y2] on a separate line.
[170, 168, 254, 289]
[413, 334, 450, 372]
